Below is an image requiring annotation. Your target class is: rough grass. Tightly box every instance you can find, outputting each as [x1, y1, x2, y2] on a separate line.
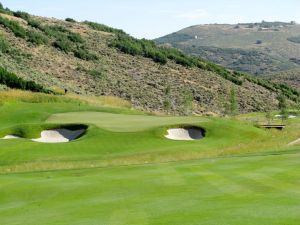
[0, 90, 131, 109]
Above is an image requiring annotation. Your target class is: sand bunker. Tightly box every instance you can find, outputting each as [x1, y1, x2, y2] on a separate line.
[165, 127, 204, 141]
[2, 135, 21, 139]
[1, 128, 86, 143]
[288, 138, 300, 146]
[32, 129, 85, 143]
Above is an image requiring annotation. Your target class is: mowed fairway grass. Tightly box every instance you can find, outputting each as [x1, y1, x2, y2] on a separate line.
[0, 95, 299, 225]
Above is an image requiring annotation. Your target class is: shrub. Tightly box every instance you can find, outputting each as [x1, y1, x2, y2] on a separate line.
[65, 18, 76, 23]
[47, 25, 69, 33]
[53, 38, 73, 53]
[27, 31, 48, 45]
[0, 15, 49, 45]
[84, 21, 126, 35]
[68, 32, 84, 43]
[0, 36, 10, 53]
[27, 19, 42, 29]
[13, 11, 30, 20]
[88, 70, 106, 79]
[74, 48, 98, 61]
[0, 67, 48, 93]
[0, 16, 26, 38]
[42, 25, 67, 39]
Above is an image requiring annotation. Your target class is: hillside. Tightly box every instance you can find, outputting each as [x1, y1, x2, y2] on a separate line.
[156, 22, 300, 88]
[0, 5, 299, 114]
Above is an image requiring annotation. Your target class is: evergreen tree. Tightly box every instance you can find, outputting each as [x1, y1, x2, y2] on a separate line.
[163, 84, 171, 114]
[277, 94, 288, 123]
[229, 87, 238, 116]
[182, 88, 193, 115]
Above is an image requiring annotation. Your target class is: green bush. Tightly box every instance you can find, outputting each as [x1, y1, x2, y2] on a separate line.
[27, 31, 48, 45]
[68, 32, 84, 43]
[0, 15, 48, 46]
[0, 67, 49, 93]
[88, 69, 106, 79]
[0, 16, 26, 38]
[13, 11, 30, 20]
[74, 48, 98, 61]
[0, 36, 10, 53]
[25, 17, 92, 60]
[84, 21, 126, 35]
[65, 18, 76, 23]
[53, 38, 73, 53]
[42, 25, 67, 39]
[27, 19, 42, 29]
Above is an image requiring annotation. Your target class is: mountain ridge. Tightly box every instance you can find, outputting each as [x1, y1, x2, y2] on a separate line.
[156, 21, 300, 90]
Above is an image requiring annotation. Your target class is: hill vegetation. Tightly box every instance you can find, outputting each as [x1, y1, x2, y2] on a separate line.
[0, 3, 299, 114]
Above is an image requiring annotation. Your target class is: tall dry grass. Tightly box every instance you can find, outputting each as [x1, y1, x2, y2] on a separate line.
[0, 89, 131, 108]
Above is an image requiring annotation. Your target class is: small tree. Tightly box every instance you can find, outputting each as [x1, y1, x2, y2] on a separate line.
[182, 88, 193, 115]
[277, 94, 288, 123]
[265, 111, 272, 125]
[163, 84, 172, 114]
[65, 18, 76, 23]
[229, 87, 238, 116]
[297, 97, 300, 114]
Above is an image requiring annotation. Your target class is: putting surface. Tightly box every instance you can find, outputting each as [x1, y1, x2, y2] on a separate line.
[47, 111, 209, 132]
[0, 99, 300, 224]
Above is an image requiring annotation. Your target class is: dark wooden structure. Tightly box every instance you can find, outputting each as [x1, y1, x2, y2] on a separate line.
[259, 125, 286, 130]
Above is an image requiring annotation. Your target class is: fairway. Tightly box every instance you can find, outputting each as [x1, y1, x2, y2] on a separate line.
[1, 151, 300, 225]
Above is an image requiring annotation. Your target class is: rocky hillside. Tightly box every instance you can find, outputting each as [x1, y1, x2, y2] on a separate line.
[0, 5, 298, 115]
[156, 22, 300, 89]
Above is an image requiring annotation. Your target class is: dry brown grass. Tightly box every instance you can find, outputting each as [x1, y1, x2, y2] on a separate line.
[66, 93, 131, 108]
[0, 13, 27, 25]
[0, 90, 131, 108]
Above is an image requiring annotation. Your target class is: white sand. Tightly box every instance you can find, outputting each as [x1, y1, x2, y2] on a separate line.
[288, 138, 300, 146]
[32, 129, 85, 143]
[275, 115, 297, 119]
[165, 128, 203, 141]
[2, 135, 21, 139]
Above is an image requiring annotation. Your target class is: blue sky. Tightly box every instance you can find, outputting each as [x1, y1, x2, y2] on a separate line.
[1, 0, 300, 39]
